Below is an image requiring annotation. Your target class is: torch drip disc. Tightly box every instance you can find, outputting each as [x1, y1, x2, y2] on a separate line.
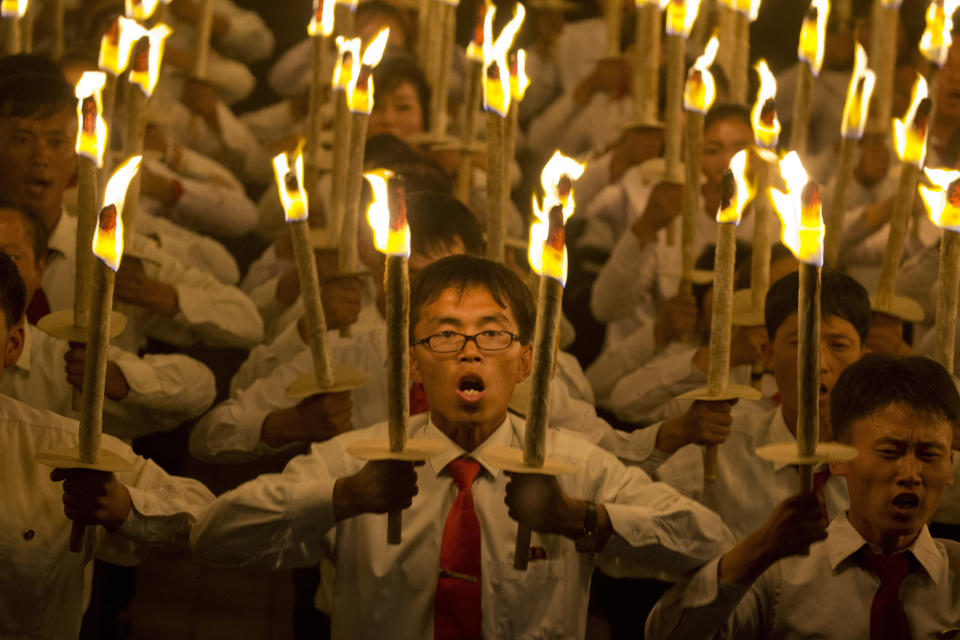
[35, 446, 135, 472]
[868, 294, 925, 324]
[37, 309, 128, 342]
[755, 441, 858, 465]
[285, 365, 369, 399]
[678, 384, 764, 402]
[479, 445, 579, 475]
[345, 438, 448, 461]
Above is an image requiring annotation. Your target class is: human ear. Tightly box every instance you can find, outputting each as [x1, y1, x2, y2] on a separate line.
[517, 344, 532, 382]
[3, 323, 24, 368]
[409, 346, 422, 384]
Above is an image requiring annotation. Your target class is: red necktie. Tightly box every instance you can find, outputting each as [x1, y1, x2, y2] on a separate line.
[410, 382, 430, 416]
[434, 458, 482, 640]
[863, 550, 913, 640]
[26, 287, 51, 325]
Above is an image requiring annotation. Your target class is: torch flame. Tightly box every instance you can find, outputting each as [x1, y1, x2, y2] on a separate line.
[308, 0, 336, 37]
[665, 0, 703, 37]
[683, 33, 719, 113]
[920, 167, 960, 231]
[529, 151, 585, 285]
[345, 28, 390, 113]
[364, 168, 410, 257]
[716, 150, 753, 225]
[920, 0, 960, 67]
[892, 73, 930, 166]
[93, 156, 141, 272]
[637, 0, 670, 8]
[127, 23, 173, 97]
[124, 0, 160, 20]
[332, 36, 359, 91]
[720, 0, 762, 20]
[751, 60, 781, 149]
[510, 49, 530, 102]
[797, 0, 830, 77]
[770, 151, 824, 266]
[482, 2, 525, 116]
[840, 43, 876, 139]
[0, 0, 27, 18]
[99, 16, 142, 76]
[272, 148, 309, 223]
[75, 72, 108, 168]
[335, 0, 359, 8]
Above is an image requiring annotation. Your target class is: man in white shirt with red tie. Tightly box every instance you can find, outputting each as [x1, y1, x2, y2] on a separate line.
[646, 353, 960, 639]
[191, 254, 734, 639]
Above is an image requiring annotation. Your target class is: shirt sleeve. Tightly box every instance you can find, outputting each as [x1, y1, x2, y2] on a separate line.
[110, 350, 216, 430]
[609, 348, 701, 424]
[230, 320, 306, 396]
[590, 231, 659, 323]
[212, 0, 275, 63]
[586, 321, 657, 408]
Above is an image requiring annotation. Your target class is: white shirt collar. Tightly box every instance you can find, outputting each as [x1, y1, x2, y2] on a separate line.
[47, 209, 74, 259]
[422, 413, 516, 480]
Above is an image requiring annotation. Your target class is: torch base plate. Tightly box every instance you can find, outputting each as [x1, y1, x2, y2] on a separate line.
[678, 384, 763, 402]
[480, 445, 578, 475]
[661, 268, 714, 285]
[345, 438, 448, 461]
[755, 442, 858, 465]
[869, 294, 925, 324]
[285, 365, 369, 399]
[732, 289, 765, 327]
[35, 447, 134, 472]
[37, 309, 127, 342]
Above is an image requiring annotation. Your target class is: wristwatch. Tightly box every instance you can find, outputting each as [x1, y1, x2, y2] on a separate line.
[574, 501, 599, 553]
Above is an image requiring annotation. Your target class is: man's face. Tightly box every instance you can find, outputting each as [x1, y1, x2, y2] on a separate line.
[0, 208, 43, 303]
[701, 117, 753, 189]
[0, 109, 77, 226]
[833, 402, 954, 551]
[410, 286, 532, 446]
[368, 81, 424, 140]
[764, 314, 864, 439]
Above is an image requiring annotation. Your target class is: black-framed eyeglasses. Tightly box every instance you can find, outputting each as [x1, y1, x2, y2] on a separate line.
[410, 330, 520, 353]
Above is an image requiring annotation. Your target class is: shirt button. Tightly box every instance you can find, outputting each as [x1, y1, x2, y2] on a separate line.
[22, 529, 35, 541]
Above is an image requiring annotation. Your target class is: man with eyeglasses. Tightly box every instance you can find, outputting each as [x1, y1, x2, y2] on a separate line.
[191, 254, 734, 639]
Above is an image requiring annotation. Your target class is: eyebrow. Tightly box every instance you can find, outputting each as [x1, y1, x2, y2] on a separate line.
[427, 313, 512, 329]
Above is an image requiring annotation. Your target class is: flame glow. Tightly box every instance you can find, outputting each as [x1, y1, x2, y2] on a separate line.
[482, 2, 525, 116]
[770, 151, 824, 266]
[308, 0, 335, 37]
[797, 0, 829, 77]
[665, 0, 702, 37]
[920, 0, 960, 67]
[637, 0, 670, 8]
[0, 0, 27, 18]
[529, 151, 586, 285]
[751, 60, 780, 148]
[332, 36, 359, 91]
[125, 0, 160, 20]
[345, 28, 390, 113]
[99, 17, 142, 76]
[716, 150, 752, 225]
[93, 156, 141, 272]
[683, 34, 718, 113]
[720, 0, 762, 20]
[127, 23, 173, 97]
[510, 49, 530, 102]
[272, 149, 309, 223]
[892, 73, 930, 166]
[364, 168, 410, 257]
[920, 167, 960, 231]
[75, 72, 108, 168]
[840, 43, 876, 139]
[466, 2, 485, 61]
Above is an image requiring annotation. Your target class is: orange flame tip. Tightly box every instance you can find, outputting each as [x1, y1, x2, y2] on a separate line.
[127, 23, 173, 97]
[797, 0, 829, 77]
[892, 73, 930, 166]
[482, 2, 525, 116]
[684, 34, 719, 113]
[93, 156, 142, 272]
[365, 168, 411, 257]
[0, 0, 27, 18]
[920, 167, 960, 231]
[665, 0, 703, 38]
[920, 0, 960, 67]
[345, 28, 390, 113]
[770, 151, 824, 266]
[308, 0, 336, 37]
[528, 151, 585, 285]
[840, 43, 875, 139]
[75, 72, 109, 168]
[272, 149, 309, 223]
[716, 150, 753, 225]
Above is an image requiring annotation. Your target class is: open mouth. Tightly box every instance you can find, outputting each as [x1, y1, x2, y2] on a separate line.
[891, 493, 920, 511]
[456, 373, 486, 403]
[818, 384, 829, 402]
[25, 178, 52, 197]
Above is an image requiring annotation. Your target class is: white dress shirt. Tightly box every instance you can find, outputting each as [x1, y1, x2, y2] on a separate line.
[0, 393, 214, 640]
[0, 324, 216, 442]
[191, 412, 735, 639]
[645, 514, 960, 639]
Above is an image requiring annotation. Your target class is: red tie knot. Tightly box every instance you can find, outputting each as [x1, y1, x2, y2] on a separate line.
[863, 549, 911, 587]
[447, 458, 481, 491]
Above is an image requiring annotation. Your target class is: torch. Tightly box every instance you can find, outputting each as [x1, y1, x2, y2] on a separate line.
[873, 73, 929, 321]
[193, 0, 215, 79]
[36, 157, 142, 553]
[482, 2, 525, 262]
[866, 0, 900, 135]
[918, 1, 960, 187]
[790, 0, 829, 158]
[633, 0, 667, 125]
[824, 43, 875, 267]
[334, 0, 358, 38]
[762, 151, 857, 488]
[678, 151, 762, 481]
[125, 0, 162, 20]
[428, 0, 461, 138]
[98, 16, 140, 174]
[456, 4, 486, 203]
[680, 33, 719, 295]
[305, 0, 336, 213]
[717, 0, 762, 105]
[1, 0, 27, 55]
[52, 0, 64, 59]
[338, 28, 390, 291]
[919, 168, 960, 373]
[606, 0, 622, 58]
[329, 36, 360, 263]
[506, 50, 530, 185]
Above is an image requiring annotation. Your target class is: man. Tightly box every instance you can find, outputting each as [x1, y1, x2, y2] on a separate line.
[0, 252, 213, 638]
[191, 255, 733, 639]
[646, 354, 959, 638]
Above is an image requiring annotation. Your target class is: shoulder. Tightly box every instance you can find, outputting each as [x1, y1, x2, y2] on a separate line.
[0, 393, 78, 437]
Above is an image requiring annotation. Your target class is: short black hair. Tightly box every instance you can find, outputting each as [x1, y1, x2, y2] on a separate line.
[365, 134, 453, 194]
[0, 196, 48, 262]
[410, 254, 536, 344]
[764, 268, 871, 342]
[408, 191, 483, 258]
[0, 252, 27, 328]
[705, 103, 751, 133]
[0, 72, 75, 119]
[831, 354, 960, 442]
[372, 53, 430, 131]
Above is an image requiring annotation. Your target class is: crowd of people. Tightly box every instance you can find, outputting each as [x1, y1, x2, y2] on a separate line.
[1, 0, 959, 638]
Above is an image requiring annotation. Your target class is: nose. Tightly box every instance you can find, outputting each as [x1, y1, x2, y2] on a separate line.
[457, 336, 483, 361]
[896, 455, 923, 487]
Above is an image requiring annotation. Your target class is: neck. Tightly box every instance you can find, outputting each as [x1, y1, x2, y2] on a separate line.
[847, 511, 922, 555]
[780, 405, 833, 442]
[431, 410, 505, 452]
[41, 206, 61, 234]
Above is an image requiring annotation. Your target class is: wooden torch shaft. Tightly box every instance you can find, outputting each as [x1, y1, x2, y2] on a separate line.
[52, 0, 65, 59]
[875, 162, 920, 308]
[664, 34, 685, 182]
[634, 3, 661, 124]
[335, 3, 356, 37]
[430, 2, 456, 137]
[5, 17, 20, 56]
[867, 4, 897, 133]
[193, 0, 216, 80]
[606, 0, 621, 57]
[486, 111, 506, 262]
[339, 111, 370, 277]
[797, 262, 821, 493]
[790, 62, 814, 159]
[75, 157, 99, 330]
[122, 90, 148, 242]
[824, 136, 857, 267]
[305, 36, 329, 210]
[456, 59, 483, 203]
[935, 230, 960, 374]
[680, 111, 704, 296]
[750, 156, 773, 311]
[330, 89, 352, 238]
[291, 220, 337, 388]
[731, 12, 750, 105]
[385, 255, 410, 545]
[101, 77, 119, 178]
